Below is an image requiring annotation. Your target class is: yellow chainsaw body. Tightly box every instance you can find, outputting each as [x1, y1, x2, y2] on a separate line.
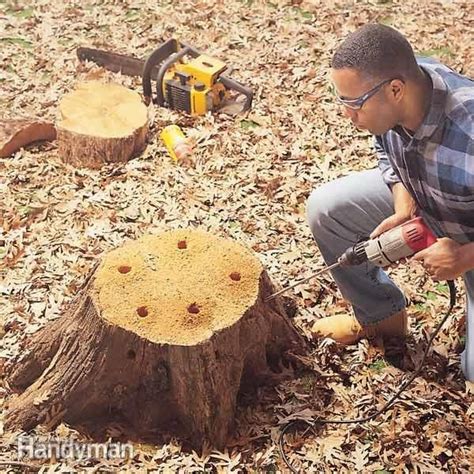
[162, 54, 228, 115]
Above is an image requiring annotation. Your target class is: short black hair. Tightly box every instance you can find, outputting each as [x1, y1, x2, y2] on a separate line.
[331, 24, 419, 81]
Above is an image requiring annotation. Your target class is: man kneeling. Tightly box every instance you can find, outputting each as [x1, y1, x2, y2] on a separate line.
[307, 24, 474, 381]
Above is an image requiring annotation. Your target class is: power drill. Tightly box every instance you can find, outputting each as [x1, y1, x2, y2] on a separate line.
[267, 217, 437, 300]
[338, 216, 437, 267]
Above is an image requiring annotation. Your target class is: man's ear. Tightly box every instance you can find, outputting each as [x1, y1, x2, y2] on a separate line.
[390, 79, 405, 102]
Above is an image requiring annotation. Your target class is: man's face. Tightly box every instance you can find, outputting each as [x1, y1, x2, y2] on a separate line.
[330, 68, 401, 135]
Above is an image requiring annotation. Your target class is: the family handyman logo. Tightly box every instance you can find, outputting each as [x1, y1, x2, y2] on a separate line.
[17, 435, 134, 460]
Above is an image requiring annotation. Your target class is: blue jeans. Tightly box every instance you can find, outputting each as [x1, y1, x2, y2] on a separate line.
[307, 168, 474, 381]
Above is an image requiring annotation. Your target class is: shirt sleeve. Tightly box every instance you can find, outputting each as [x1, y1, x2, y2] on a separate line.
[374, 135, 401, 186]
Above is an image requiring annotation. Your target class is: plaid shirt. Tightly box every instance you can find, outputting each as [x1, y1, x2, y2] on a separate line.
[377, 57, 474, 243]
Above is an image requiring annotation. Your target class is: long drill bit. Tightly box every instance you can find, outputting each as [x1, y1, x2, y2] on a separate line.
[265, 261, 341, 301]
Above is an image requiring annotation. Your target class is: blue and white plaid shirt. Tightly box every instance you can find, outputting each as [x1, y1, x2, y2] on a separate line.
[377, 57, 474, 243]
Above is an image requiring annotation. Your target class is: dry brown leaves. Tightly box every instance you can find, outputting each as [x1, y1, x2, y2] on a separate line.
[1, 0, 473, 472]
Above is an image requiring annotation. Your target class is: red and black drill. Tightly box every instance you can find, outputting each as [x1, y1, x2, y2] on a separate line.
[267, 217, 437, 300]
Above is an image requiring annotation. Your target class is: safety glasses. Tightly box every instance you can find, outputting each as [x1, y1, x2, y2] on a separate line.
[337, 78, 397, 110]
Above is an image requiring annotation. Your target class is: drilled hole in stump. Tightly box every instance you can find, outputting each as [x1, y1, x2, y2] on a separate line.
[127, 349, 136, 359]
[230, 272, 241, 281]
[136, 306, 148, 317]
[118, 265, 131, 274]
[177, 240, 187, 249]
[187, 303, 200, 314]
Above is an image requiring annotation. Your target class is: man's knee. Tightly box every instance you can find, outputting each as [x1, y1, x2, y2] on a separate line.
[306, 180, 348, 238]
[307, 170, 393, 240]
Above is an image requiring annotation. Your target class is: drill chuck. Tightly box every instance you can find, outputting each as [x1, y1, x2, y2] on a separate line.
[338, 241, 369, 266]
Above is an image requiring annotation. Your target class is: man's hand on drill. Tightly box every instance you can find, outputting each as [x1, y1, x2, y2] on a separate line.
[413, 237, 474, 280]
[370, 212, 412, 238]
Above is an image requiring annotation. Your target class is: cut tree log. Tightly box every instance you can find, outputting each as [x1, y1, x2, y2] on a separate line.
[57, 81, 148, 169]
[5, 230, 306, 449]
[0, 118, 56, 157]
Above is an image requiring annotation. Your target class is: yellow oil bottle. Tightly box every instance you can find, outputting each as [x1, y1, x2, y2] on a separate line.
[160, 125, 193, 162]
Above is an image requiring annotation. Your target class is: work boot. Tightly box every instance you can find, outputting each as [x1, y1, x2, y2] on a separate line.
[311, 310, 408, 345]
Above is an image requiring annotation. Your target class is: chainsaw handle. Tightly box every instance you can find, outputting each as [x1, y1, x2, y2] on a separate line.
[219, 75, 253, 112]
[154, 46, 194, 106]
[142, 39, 178, 104]
[142, 39, 203, 106]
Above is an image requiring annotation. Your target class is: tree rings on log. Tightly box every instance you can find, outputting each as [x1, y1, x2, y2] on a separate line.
[57, 81, 148, 168]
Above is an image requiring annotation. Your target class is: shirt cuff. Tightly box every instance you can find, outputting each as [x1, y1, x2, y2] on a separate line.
[378, 160, 402, 186]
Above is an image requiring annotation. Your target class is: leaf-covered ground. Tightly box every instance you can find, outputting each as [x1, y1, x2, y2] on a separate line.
[1, 0, 473, 472]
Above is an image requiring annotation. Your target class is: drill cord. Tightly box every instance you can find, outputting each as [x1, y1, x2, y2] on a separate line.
[278, 280, 456, 473]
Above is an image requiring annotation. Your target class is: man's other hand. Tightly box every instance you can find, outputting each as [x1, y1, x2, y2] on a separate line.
[412, 237, 468, 280]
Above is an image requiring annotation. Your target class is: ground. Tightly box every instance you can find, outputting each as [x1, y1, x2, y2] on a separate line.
[1, 0, 473, 472]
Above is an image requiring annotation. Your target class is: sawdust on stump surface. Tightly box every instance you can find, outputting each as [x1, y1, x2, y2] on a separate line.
[5, 229, 306, 449]
[95, 229, 263, 345]
[57, 81, 148, 168]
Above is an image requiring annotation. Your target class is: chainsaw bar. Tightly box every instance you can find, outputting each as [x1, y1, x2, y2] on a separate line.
[77, 47, 157, 79]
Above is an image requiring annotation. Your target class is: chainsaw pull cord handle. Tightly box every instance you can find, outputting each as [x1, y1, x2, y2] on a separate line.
[278, 279, 457, 474]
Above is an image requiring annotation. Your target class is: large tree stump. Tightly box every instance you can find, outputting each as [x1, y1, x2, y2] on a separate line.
[57, 81, 148, 169]
[5, 230, 306, 448]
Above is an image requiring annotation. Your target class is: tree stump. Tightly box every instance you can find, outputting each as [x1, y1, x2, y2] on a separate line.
[57, 81, 148, 169]
[5, 230, 306, 448]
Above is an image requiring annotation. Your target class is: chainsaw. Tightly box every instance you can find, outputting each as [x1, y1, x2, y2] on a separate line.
[77, 38, 253, 116]
[267, 217, 437, 300]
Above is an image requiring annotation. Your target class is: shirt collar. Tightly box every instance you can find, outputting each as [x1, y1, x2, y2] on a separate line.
[413, 65, 448, 141]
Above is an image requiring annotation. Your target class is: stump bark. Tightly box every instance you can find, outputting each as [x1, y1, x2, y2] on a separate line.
[57, 81, 148, 169]
[5, 230, 306, 448]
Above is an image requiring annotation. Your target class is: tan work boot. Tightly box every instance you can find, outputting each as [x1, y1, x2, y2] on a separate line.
[311, 310, 408, 345]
